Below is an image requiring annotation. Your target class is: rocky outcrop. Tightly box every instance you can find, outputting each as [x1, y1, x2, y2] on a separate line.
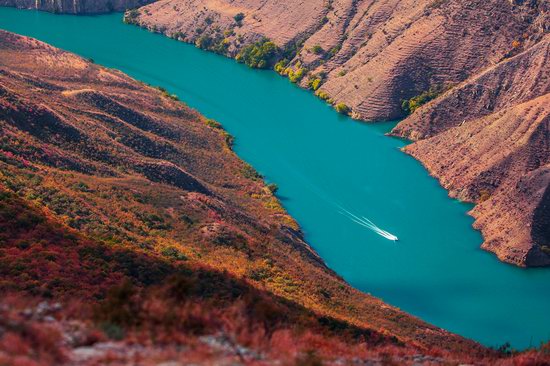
[0, 0, 153, 14]
[130, 0, 548, 121]
[127, 0, 549, 267]
[393, 37, 550, 266]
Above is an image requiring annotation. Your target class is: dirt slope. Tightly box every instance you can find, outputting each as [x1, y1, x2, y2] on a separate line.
[392, 36, 550, 266]
[126, 0, 549, 267]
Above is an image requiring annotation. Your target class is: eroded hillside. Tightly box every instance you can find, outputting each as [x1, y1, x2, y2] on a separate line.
[0, 30, 498, 364]
[123, 0, 549, 267]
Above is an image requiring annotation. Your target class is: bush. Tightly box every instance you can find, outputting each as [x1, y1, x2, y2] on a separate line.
[236, 39, 279, 69]
[288, 67, 306, 83]
[161, 247, 188, 261]
[267, 183, 278, 194]
[274, 59, 289, 74]
[223, 131, 234, 148]
[196, 34, 213, 49]
[234, 12, 245, 24]
[329, 46, 341, 57]
[205, 118, 222, 129]
[316, 90, 330, 101]
[94, 280, 139, 328]
[335, 103, 350, 114]
[242, 163, 262, 180]
[124, 9, 140, 24]
[309, 78, 322, 91]
[401, 86, 444, 114]
[311, 45, 324, 55]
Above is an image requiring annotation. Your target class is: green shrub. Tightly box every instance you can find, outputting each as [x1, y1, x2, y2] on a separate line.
[267, 183, 278, 194]
[236, 39, 279, 69]
[100, 323, 125, 340]
[335, 103, 350, 114]
[288, 67, 306, 83]
[401, 86, 444, 114]
[233, 12, 245, 24]
[172, 31, 185, 40]
[309, 78, 322, 90]
[242, 163, 262, 180]
[223, 131, 234, 148]
[210, 37, 230, 54]
[246, 266, 271, 281]
[329, 46, 341, 57]
[195, 34, 213, 49]
[311, 44, 324, 55]
[161, 247, 188, 261]
[316, 90, 330, 101]
[274, 59, 289, 74]
[94, 281, 139, 328]
[205, 118, 222, 129]
[124, 9, 140, 24]
[156, 86, 179, 101]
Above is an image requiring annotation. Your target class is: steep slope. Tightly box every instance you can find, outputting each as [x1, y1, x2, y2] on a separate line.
[0, 0, 153, 13]
[0, 30, 485, 356]
[392, 36, 550, 267]
[0, 189, 462, 365]
[123, 0, 549, 267]
[128, 0, 548, 121]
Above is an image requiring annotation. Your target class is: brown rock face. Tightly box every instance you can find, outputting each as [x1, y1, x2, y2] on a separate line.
[131, 0, 548, 121]
[393, 37, 550, 267]
[129, 0, 549, 267]
[0, 0, 153, 14]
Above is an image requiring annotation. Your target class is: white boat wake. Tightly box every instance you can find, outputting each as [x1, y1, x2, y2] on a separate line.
[274, 160, 399, 242]
[339, 208, 399, 242]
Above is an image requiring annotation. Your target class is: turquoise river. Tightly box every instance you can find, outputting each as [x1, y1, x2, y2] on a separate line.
[1, 7, 549, 350]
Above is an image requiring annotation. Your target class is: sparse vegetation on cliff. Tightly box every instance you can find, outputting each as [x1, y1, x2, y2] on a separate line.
[308, 77, 322, 90]
[311, 44, 324, 55]
[335, 103, 350, 115]
[401, 87, 444, 114]
[274, 58, 289, 74]
[233, 12, 245, 26]
[236, 38, 278, 69]
[123, 8, 140, 24]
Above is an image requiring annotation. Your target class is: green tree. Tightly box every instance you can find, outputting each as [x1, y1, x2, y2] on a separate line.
[335, 103, 350, 114]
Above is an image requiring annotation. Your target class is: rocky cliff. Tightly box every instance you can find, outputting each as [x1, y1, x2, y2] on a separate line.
[126, 0, 549, 267]
[0, 0, 153, 13]
[392, 36, 550, 266]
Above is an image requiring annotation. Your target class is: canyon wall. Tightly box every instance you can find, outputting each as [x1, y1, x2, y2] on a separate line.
[393, 36, 550, 266]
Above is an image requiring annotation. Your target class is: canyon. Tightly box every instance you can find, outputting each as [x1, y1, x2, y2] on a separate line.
[0, 28, 494, 365]
[121, 0, 550, 267]
[0, 1, 549, 363]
